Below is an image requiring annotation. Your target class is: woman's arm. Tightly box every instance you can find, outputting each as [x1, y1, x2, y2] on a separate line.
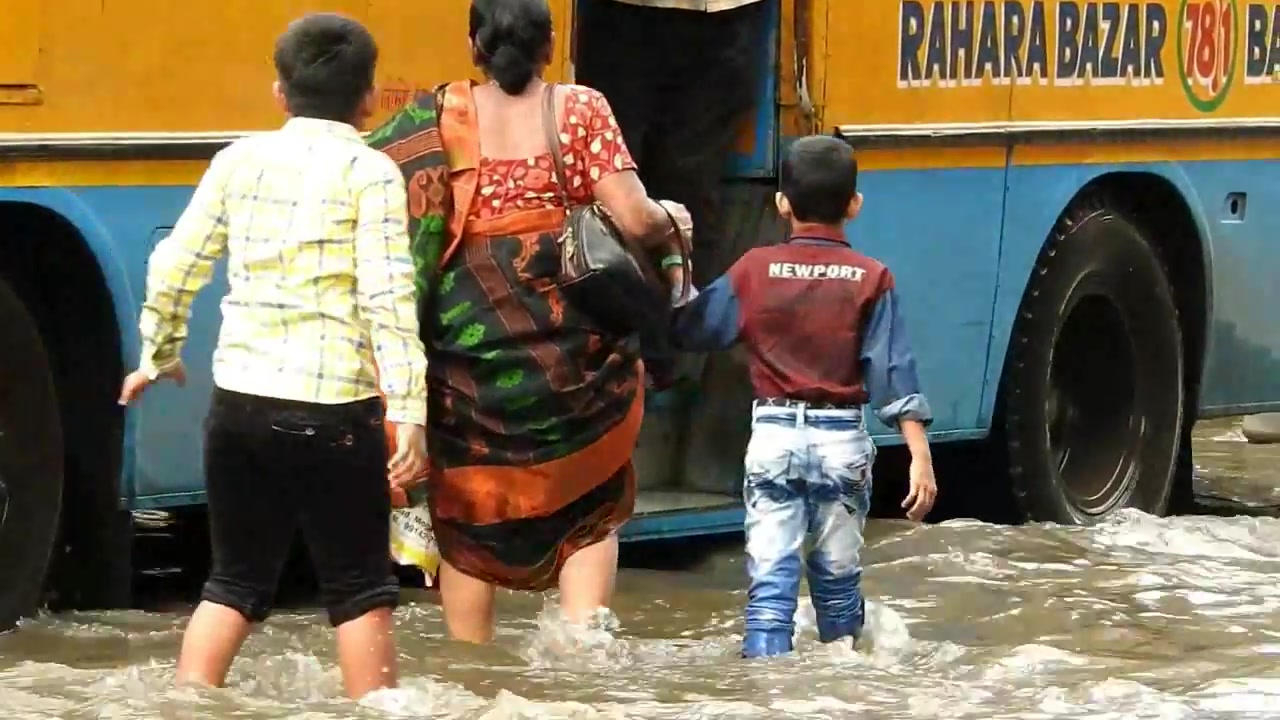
[595, 175, 692, 302]
[592, 171, 679, 250]
[568, 87, 685, 253]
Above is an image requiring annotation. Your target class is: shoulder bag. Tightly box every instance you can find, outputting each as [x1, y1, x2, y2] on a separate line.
[540, 83, 691, 338]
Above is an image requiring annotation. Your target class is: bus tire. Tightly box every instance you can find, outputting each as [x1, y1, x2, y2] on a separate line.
[1003, 198, 1184, 524]
[0, 276, 63, 632]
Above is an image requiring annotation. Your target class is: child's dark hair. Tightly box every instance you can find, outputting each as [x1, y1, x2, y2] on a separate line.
[273, 14, 378, 124]
[779, 136, 859, 225]
[470, 0, 554, 94]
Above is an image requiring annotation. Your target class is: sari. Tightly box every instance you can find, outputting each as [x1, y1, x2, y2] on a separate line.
[369, 81, 643, 591]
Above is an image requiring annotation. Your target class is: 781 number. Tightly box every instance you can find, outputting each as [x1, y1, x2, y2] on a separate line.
[1183, 0, 1236, 93]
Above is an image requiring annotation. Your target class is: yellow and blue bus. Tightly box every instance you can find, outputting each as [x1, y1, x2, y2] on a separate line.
[2, 0, 1278, 629]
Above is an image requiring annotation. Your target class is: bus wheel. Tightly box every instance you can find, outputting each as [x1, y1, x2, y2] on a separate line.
[0, 276, 63, 631]
[1003, 198, 1183, 524]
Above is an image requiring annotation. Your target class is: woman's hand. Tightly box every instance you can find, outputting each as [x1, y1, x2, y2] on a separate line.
[657, 200, 693, 244]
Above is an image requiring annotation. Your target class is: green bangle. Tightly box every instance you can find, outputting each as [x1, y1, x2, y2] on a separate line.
[660, 254, 684, 269]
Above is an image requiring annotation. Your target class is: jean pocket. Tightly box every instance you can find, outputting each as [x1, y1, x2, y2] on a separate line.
[743, 427, 795, 500]
[353, 397, 387, 428]
[816, 431, 875, 496]
[269, 412, 357, 448]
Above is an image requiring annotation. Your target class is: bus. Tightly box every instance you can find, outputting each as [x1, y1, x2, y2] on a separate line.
[2, 0, 1278, 630]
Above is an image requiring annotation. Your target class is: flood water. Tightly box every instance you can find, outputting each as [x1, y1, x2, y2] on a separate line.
[4, 418, 1280, 719]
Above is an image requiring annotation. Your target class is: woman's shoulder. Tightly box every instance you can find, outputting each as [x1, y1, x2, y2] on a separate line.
[558, 83, 610, 109]
[558, 82, 601, 96]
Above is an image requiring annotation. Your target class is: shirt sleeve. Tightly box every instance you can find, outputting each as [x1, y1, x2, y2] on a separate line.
[670, 263, 745, 352]
[860, 273, 933, 429]
[354, 154, 429, 426]
[573, 86, 638, 194]
[137, 151, 231, 375]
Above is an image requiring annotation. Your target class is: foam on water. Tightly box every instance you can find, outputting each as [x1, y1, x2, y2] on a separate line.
[5, 504, 1280, 718]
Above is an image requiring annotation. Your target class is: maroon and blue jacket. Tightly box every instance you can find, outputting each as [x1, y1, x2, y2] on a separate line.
[672, 224, 932, 429]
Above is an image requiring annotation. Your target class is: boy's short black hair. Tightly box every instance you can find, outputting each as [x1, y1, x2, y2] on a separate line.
[273, 14, 378, 124]
[779, 135, 859, 225]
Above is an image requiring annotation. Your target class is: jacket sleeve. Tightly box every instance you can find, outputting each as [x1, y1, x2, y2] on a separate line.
[670, 262, 746, 352]
[860, 273, 933, 429]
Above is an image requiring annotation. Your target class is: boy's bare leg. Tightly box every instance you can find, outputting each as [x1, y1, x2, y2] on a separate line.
[558, 533, 619, 624]
[334, 607, 398, 699]
[438, 560, 497, 643]
[174, 601, 253, 687]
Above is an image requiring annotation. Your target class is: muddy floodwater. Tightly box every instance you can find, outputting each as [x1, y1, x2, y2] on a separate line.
[3, 418, 1280, 719]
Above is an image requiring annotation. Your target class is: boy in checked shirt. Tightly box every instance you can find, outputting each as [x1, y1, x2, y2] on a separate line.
[119, 14, 427, 697]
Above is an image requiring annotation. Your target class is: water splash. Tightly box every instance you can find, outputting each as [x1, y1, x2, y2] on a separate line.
[6, 505, 1280, 718]
[520, 602, 633, 670]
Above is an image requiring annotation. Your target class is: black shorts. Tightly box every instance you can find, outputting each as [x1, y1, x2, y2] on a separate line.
[200, 388, 399, 626]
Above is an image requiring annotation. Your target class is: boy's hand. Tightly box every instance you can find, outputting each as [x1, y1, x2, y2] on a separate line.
[388, 423, 428, 488]
[118, 362, 187, 406]
[902, 458, 937, 522]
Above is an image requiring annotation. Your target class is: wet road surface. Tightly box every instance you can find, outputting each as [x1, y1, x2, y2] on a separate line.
[2, 418, 1279, 719]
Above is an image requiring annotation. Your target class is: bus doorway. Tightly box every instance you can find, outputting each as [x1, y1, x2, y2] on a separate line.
[570, 0, 785, 540]
[572, 0, 779, 282]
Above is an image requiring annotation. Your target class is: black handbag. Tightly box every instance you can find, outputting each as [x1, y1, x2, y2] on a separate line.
[540, 83, 690, 338]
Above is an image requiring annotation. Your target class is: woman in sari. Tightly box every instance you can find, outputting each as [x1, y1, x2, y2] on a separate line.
[370, 0, 691, 642]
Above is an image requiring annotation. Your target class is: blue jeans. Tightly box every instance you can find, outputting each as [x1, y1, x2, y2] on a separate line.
[741, 402, 874, 658]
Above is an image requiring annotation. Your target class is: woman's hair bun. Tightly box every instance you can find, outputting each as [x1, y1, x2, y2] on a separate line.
[469, 0, 554, 95]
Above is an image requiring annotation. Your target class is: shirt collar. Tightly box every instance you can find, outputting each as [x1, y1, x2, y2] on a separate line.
[787, 223, 847, 245]
[282, 116, 363, 140]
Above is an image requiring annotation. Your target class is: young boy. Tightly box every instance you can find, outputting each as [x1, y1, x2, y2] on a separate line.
[118, 14, 428, 698]
[672, 135, 938, 658]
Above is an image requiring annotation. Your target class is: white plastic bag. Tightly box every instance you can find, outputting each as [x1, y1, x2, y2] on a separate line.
[390, 493, 439, 586]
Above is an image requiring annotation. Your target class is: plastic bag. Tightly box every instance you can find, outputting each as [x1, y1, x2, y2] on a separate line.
[383, 416, 439, 586]
[390, 499, 439, 585]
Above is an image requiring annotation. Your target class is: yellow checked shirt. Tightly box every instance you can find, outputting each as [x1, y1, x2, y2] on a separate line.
[137, 117, 428, 426]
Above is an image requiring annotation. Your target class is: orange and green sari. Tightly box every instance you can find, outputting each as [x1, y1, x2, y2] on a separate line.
[368, 81, 642, 591]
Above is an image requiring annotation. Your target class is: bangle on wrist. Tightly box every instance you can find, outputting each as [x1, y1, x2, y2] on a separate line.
[660, 254, 684, 269]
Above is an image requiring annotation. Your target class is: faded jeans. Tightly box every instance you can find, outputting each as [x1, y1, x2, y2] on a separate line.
[741, 401, 874, 658]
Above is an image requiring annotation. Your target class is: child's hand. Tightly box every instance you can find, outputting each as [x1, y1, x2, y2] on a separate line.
[902, 458, 937, 522]
[118, 362, 187, 406]
[389, 423, 428, 487]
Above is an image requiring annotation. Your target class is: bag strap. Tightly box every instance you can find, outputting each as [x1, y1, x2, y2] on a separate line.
[541, 81, 691, 302]
[656, 203, 694, 303]
[540, 82, 572, 209]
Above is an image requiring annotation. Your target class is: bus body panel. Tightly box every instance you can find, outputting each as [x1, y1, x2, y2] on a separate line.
[842, 157, 1008, 436]
[1190, 158, 1280, 414]
[0, 0, 41, 86]
[0, 1, 572, 134]
[820, 0, 1280, 423]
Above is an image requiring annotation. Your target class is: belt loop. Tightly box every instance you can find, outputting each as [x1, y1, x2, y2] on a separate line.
[796, 401, 806, 428]
[750, 400, 760, 424]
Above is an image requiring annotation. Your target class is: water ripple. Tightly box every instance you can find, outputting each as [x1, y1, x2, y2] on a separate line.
[3, 420, 1280, 718]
